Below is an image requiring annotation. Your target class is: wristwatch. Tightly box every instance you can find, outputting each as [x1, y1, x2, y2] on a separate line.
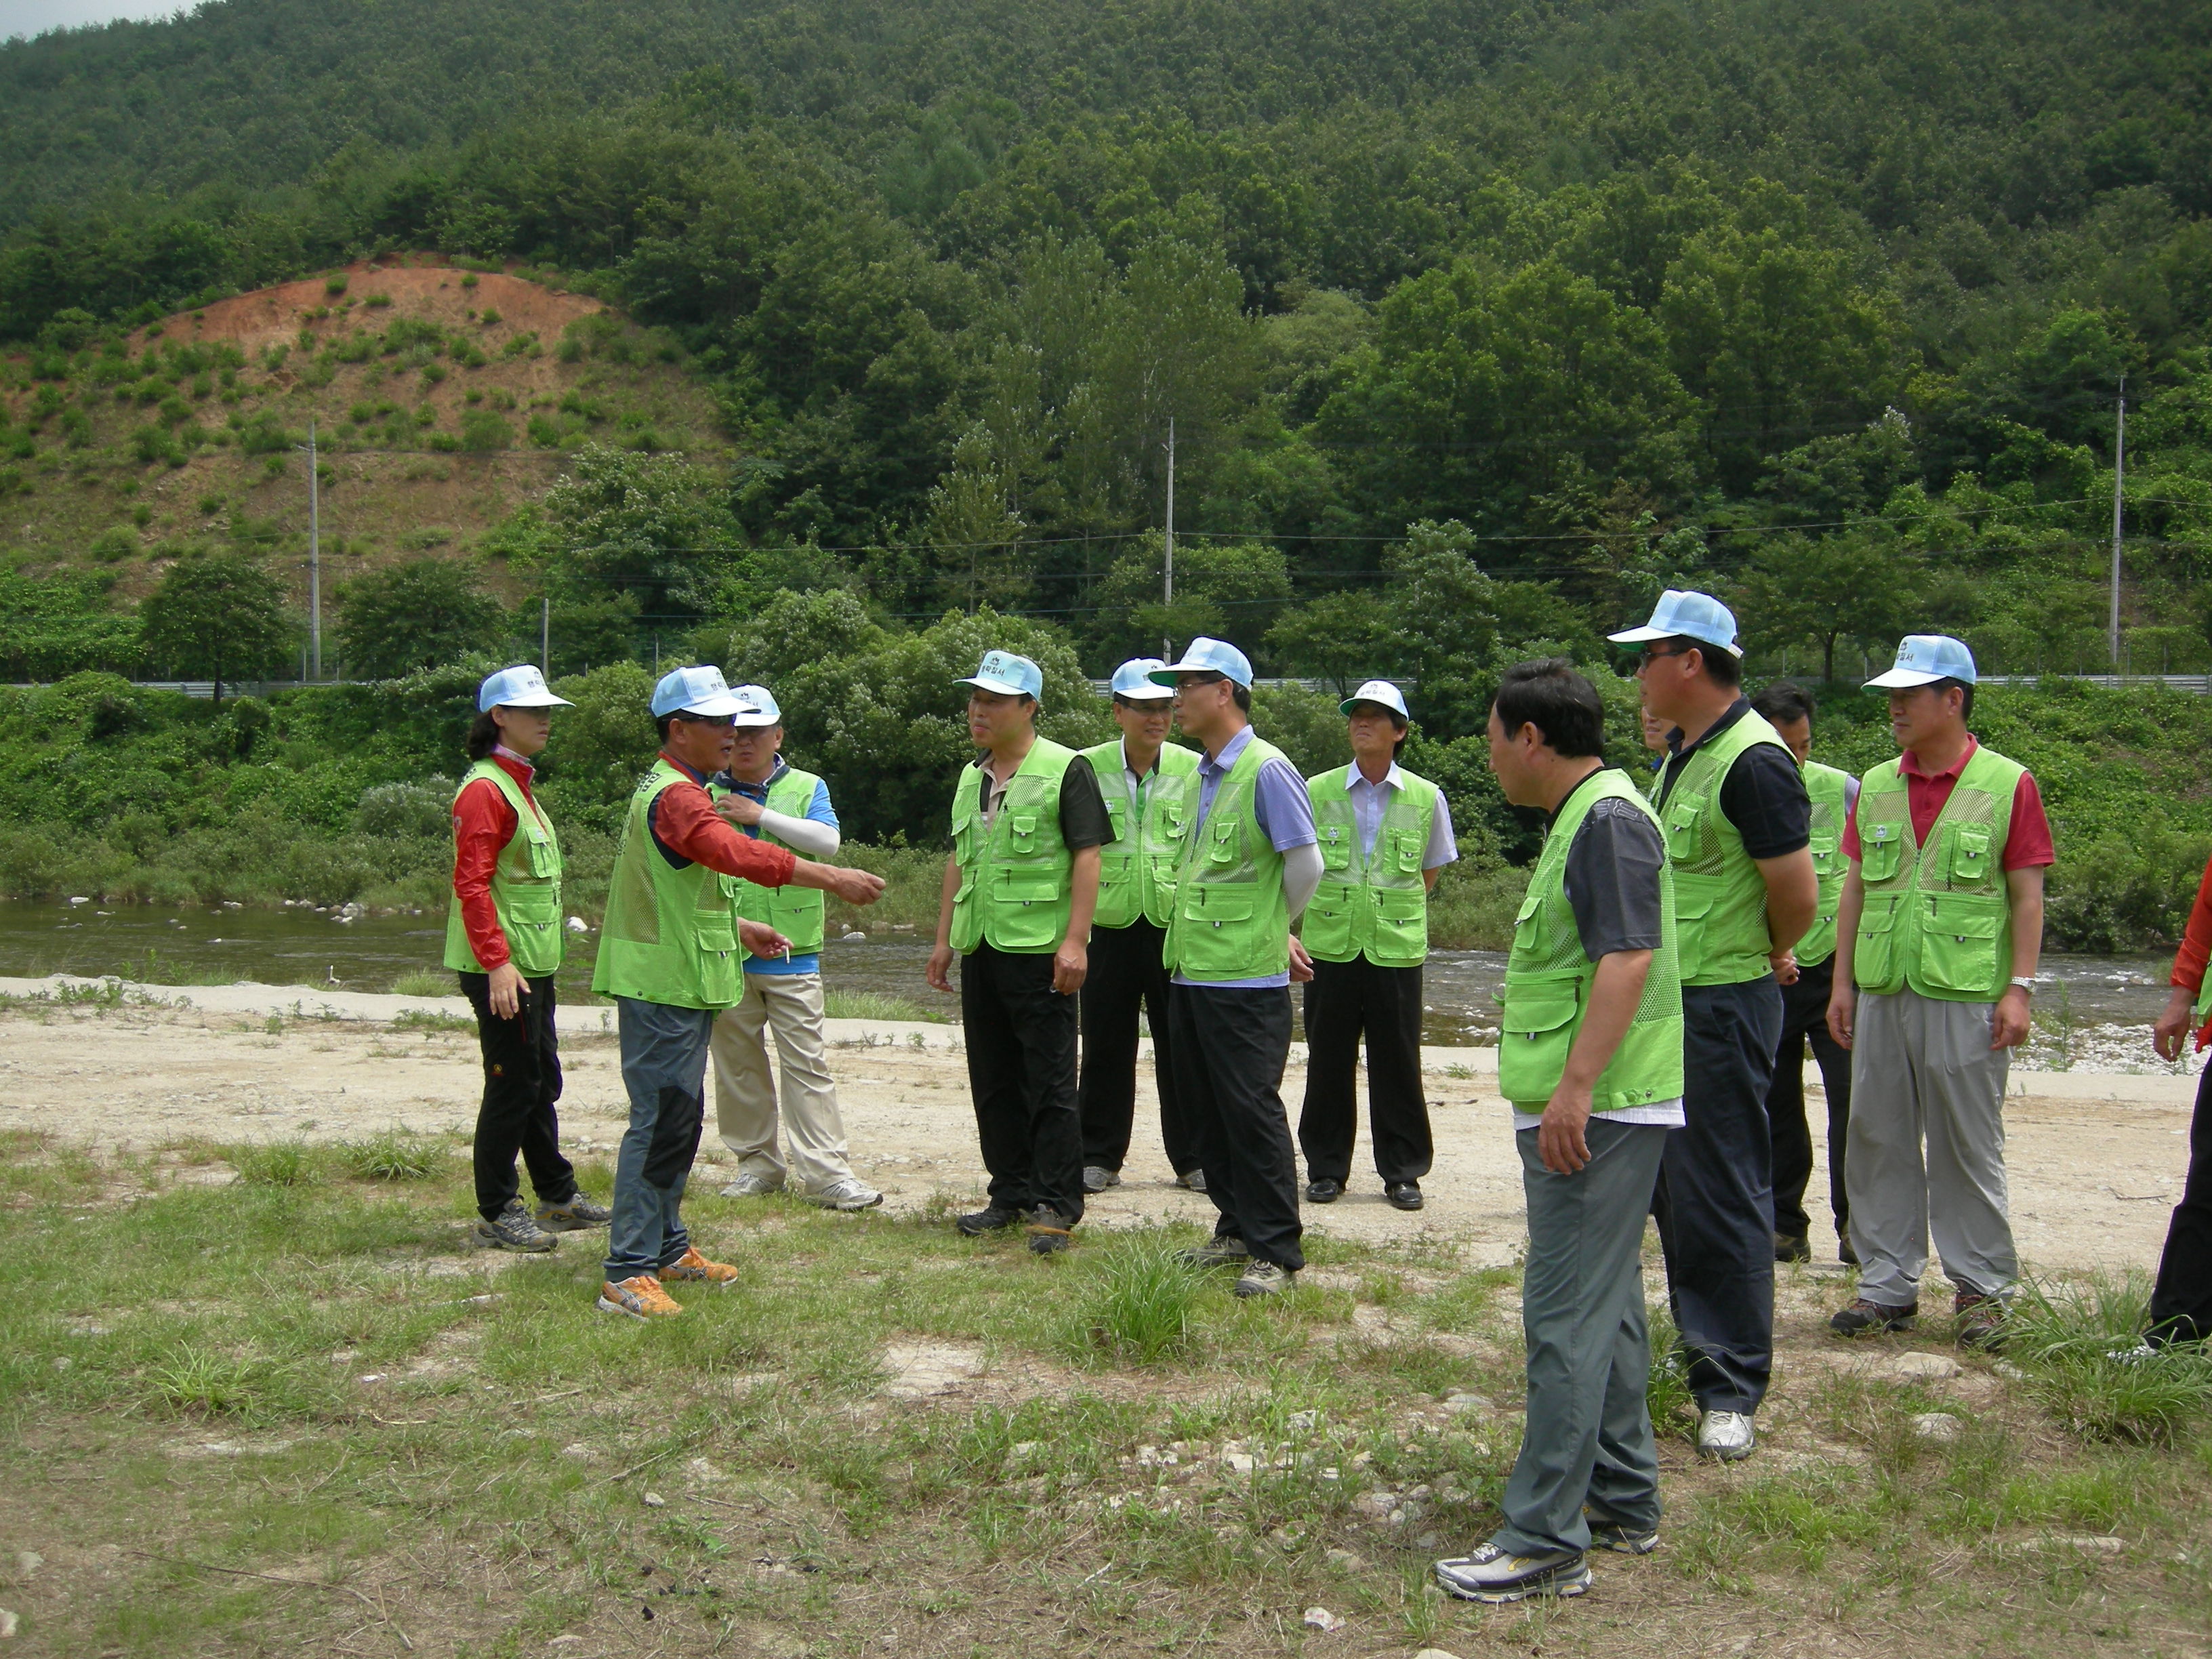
[2008, 977, 2036, 995]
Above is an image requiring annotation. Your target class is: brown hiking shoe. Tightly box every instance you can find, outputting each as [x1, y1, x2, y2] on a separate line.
[1955, 1292, 2009, 1351]
[1829, 1296, 1917, 1336]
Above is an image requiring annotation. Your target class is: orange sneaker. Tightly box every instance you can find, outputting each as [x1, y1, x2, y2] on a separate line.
[596, 1275, 684, 1319]
[659, 1246, 739, 1288]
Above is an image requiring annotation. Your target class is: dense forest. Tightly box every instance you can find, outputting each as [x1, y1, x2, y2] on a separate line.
[1, 0, 2209, 943]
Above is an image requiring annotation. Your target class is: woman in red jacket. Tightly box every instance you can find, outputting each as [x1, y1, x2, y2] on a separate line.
[445, 665, 610, 1252]
[2145, 855, 2212, 1351]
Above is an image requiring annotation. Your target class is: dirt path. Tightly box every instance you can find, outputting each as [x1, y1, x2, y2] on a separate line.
[0, 980, 2191, 1279]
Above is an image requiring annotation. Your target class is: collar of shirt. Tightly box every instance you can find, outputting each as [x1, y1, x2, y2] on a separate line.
[489, 749, 536, 798]
[1199, 724, 1256, 779]
[1546, 764, 1610, 831]
[716, 754, 787, 803]
[1664, 695, 1751, 764]
[1900, 733, 1979, 782]
[1343, 761, 1403, 794]
[1121, 737, 1164, 781]
[657, 750, 710, 786]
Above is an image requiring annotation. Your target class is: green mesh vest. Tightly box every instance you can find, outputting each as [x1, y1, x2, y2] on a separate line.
[443, 759, 565, 977]
[1500, 769, 1684, 1111]
[1852, 742, 2026, 1002]
[714, 766, 828, 960]
[949, 739, 1078, 955]
[591, 760, 745, 1010]
[1162, 732, 1292, 983]
[1798, 760, 1853, 968]
[1658, 707, 1797, 985]
[1300, 764, 1439, 968]
[1081, 738, 1199, 930]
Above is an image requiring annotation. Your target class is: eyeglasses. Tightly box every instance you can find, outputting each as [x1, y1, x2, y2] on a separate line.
[1173, 674, 1226, 692]
[673, 712, 738, 728]
[1616, 644, 1693, 678]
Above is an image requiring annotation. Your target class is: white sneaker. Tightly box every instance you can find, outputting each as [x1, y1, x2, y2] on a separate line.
[802, 1177, 884, 1211]
[718, 1172, 785, 1199]
[2106, 1340, 2158, 1365]
[1696, 1409, 1756, 1462]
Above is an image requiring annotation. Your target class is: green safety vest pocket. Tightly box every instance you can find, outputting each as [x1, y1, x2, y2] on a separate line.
[504, 886, 560, 927]
[1497, 983, 1580, 1104]
[1373, 884, 1427, 958]
[1178, 882, 1261, 977]
[1917, 892, 2004, 996]
[1206, 818, 1240, 865]
[952, 811, 977, 864]
[1946, 823, 1994, 886]
[696, 912, 737, 956]
[989, 866, 1063, 950]
[1663, 800, 1702, 862]
[1317, 824, 1353, 871]
[525, 834, 559, 878]
[1301, 893, 1353, 959]
[1860, 821, 1906, 884]
[1391, 830, 1423, 875]
[1853, 894, 1904, 989]
[1511, 890, 1542, 954]
[1809, 830, 1841, 876]
[1007, 812, 1042, 855]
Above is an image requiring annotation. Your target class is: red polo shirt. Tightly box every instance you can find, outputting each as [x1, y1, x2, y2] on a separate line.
[1841, 735, 2054, 869]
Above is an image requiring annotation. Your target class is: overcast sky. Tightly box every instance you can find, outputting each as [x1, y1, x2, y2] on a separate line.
[2, 0, 194, 42]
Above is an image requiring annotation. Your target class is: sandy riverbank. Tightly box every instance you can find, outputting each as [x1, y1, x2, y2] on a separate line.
[0, 975, 2191, 1279]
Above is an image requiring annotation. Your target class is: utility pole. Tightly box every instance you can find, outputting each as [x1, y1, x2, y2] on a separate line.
[2110, 376, 2126, 672]
[541, 595, 550, 673]
[298, 418, 323, 678]
[1162, 418, 1175, 659]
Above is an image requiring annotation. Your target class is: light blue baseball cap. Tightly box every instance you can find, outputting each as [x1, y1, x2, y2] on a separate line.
[1866, 634, 1978, 689]
[477, 664, 573, 712]
[730, 683, 781, 726]
[1150, 636, 1254, 689]
[1607, 589, 1744, 659]
[957, 650, 1044, 699]
[1340, 679, 1410, 720]
[1109, 657, 1175, 701]
[651, 664, 747, 718]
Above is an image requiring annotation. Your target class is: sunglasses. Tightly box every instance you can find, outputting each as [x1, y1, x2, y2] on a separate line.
[674, 712, 739, 729]
[1616, 644, 1694, 678]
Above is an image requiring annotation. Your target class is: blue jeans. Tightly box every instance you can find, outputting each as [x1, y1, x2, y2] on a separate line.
[604, 997, 718, 1286]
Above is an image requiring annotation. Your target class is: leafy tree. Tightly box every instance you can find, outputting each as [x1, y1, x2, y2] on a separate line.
[1265, 590, 1408, 694]
[1092, 537, 1292, 665]
[543, 443, 733, 613]
[138, 553, 289, 702]
[335, 558, 506, 678]
[1730, 533, 1922, 684]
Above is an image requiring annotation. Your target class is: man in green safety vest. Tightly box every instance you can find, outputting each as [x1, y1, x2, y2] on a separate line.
[1435, 658, 1681, 1606]
[1076, 659, 1202, 1194]
[926, 650, 1110, 1254]
[591, 665, 886, 1321]
[1296, 679, 1458, 1212]
[706, 683, 883, 1212]
[1149, 638, 1323, 1299]
[1826, 636, 2053, 1351]
[1749, 680, 1859, 1268]
[1610, 590, 1816, 1465]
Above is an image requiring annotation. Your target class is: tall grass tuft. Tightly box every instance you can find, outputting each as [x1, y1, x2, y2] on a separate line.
[338, 1128, 445, 1182]
[1645, 1303, 1698, 1440]
[150, 1345, 277, 1418]
[2005, 1271, 2212, 1443]
[230, 1141, 320, 1186]
[390, 968, 453, 998]
[1073, 1235, 1202, 1365]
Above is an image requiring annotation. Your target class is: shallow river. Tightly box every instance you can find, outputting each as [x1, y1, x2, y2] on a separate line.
[0, 899, 2179, 1050]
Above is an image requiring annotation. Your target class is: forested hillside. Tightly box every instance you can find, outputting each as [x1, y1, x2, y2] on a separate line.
[0, 0, 2209, 941]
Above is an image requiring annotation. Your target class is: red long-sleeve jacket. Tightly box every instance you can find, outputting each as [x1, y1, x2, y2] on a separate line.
[2169, 852, 2212, 1051]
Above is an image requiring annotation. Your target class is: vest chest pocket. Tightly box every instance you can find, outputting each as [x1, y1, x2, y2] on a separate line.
[1318, 825, 1352, 871]
[1103, 797, 1128, 840]
[952, 810, 977, 865]
[1809, 830, 1840, 876]
[1663, 800, 1702, 863]
[524, 832, 559, 879]
[696, 912, 737, 956]
[1860, 820, 1906, 884]
[1207, 818, 1240, 865]
[1946, 823, 1993, 886]
[1511, 890, 1544, 956]
[1388, 827, 1424, 875]
[1006, 811, 1042, 856]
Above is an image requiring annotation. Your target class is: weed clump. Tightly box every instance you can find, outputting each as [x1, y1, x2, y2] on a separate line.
[1074, 1235, 1202, 1365]
[2006, 1272, 2212, 1443]
[230, 1141, 320, 1186]
[337, 1128, 445, 1181]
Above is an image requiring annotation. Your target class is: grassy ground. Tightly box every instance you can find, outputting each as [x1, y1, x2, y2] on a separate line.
[2, 1130, 2208, 1657]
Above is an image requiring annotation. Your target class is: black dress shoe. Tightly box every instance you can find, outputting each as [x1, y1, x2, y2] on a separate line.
[1305, 1179, 1343, 1204]
[1774, 1232, 1811, 1263]
[955, 1205, 1019, 1235]
[1385, 1181, 1424, 1212]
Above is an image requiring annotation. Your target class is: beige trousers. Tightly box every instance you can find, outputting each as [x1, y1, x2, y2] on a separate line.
[710, 972, 853, 1192]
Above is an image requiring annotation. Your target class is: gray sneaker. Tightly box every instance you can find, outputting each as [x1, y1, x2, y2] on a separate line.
[718, 1171, 785, 1199]
[1176, 1168, 1208, 1193]
[1082, 1165, 1121, 1193]
[534, 1193, 611, 1231]
[1233, 1261, 1296, 1298]
[802, 1177, 884, 1212]
[474, 1197, 556, 1253]
[1586, 1515, 1658, 1555]
[1434, 1542, 1591, 1603]
[1174, 1234, 1250, 1269]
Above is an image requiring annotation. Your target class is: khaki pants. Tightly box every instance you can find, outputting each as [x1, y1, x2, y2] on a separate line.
[710, 972, 855, 1193]
[1844, 987, 2018, 1307]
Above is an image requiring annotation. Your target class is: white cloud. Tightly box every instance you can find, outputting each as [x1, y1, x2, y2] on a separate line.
[2, 0, 194, 43]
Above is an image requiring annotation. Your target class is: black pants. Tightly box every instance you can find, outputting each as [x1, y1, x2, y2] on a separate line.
[1077, 919, 1195, 1175]
[1767, 957, 1853, 1241]
[1298, 955, 1433, 1186]
[960, 942, 1085, 1224]
[459, 970, 575, 1223]
[2149, 1057, 2212, 1346]
[1652, 978, 1782, 1415]
[1170, 983, 1303, 1271]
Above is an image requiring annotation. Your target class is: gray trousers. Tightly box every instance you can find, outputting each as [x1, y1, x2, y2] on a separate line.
[1494, 1118, 1668, 1559]
[1844, 988, 2018, 1307]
